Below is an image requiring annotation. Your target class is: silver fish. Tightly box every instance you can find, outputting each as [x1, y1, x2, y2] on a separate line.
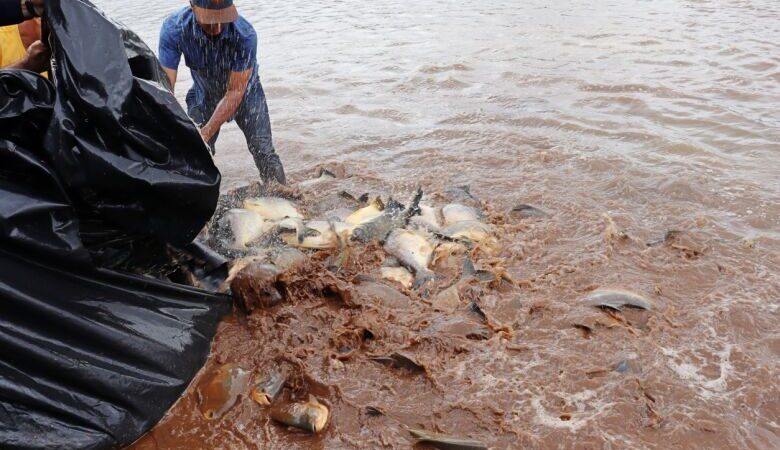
[408, 428, 488, 450]
[584, 289, 652, 311]
[271, 395, 329, 433]
[384, 228, 436, 288]
[351, 188, 423, 244]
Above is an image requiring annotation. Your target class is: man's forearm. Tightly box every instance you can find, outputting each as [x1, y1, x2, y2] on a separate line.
[201, 90, 243, 142]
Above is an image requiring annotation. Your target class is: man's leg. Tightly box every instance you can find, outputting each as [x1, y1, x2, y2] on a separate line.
[186, 88, 219, 153]
[235, 85, 286, 184]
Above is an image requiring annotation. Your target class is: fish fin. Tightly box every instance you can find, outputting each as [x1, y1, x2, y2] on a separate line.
[371, 196, 385, 211]
[320, 168, 336, 178]
[413, 270, 436, 290]
[463, 257, 477, 277]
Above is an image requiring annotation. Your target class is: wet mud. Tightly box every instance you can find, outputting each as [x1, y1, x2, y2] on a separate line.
[130, 164, 780, 449]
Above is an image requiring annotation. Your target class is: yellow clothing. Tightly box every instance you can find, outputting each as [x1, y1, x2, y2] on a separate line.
[0, 25, 26, 68]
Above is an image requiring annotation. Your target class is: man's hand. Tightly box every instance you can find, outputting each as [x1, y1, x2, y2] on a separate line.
[8, 40, 50, 72]
[200, 125, 217, 145]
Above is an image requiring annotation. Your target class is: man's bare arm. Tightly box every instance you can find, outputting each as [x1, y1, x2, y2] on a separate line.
[163, 67, 177, 93]
[200, 68, 251, 142]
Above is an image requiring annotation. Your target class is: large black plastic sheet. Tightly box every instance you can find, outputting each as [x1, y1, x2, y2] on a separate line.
[0, 0, 229, 449]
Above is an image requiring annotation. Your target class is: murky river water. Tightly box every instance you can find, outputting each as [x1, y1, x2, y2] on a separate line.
[92, 0, 779, 448]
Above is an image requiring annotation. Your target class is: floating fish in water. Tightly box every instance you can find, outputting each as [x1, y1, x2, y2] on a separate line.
[511, 204, 548, 218]
[369, 352, 426, 374]
[271, 395, 329, 433]
[224, 209, 271, 249]
[384, 228, 436, 288]
[462, 258, 497, 283]
[197, 364, 251, 420]
[442, 204, 481, 226]
[444, 185, 479, 203]
[411, 204, 443, 231]
[298, 168, 337, 188]
[244, 197, 302, 221]
[345, 196, 385, 225]
[441, 220, 492, 242]
[408, 428, 488, 450]
[646, 230, 682, 247]
[251, 370, 286, 406]
[380, 266, 414, 289]
[351, 188, 423, 243]
[584, 289, 653, 311]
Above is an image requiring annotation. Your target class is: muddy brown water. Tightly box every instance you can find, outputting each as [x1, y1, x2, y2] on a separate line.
[91, 0, 780, 448]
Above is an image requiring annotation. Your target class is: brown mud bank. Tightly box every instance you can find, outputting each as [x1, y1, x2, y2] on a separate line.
[130, 164, 779, 450]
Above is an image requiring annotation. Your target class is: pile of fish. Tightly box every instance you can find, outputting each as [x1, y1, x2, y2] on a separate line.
[212, 185, 498, 292]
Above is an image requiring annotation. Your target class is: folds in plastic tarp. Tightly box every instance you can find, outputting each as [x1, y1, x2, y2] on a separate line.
[0, 0, 229, 449]
[0, 249, 228, 450]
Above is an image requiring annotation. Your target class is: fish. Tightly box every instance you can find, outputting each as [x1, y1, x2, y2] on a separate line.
[407, 428, 488, 450]
[369, 352, 426, 374]
[224, 208, 270, 249]
[282, 220, 352, 249]
[345, 196, 385, 225]
[197, 364, 251, 420]
[511, 204, 548, 218]
[462, 258, 497, 283]
[444, 185, 479, 203]
[380, 266, 414, 289]
[351, 188, 424, 244]
[384, 228, 436, 288]
[244, 197, 302, 220]
[277, 217, 320, 243]
[251, 371, 286, 406]
[298, 168, 336, 188]
[440, 220, 492, 242]
[270, 395, 329, 433]
[584, 289, 653, 311]
[442, 204, 482, 226]
[411, 204, 443, 231]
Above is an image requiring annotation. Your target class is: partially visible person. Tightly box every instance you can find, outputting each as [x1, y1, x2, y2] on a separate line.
[159, 0, 286, 185]
[0, 0, 48, 72]
[1, 18, 49, 73]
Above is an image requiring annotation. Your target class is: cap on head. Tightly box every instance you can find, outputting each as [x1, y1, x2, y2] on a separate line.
[191, 0, 238, 25]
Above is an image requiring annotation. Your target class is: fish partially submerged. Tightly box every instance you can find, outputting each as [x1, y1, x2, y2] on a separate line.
[244, 197, 302, 220]
[298, 168, 337, 188]
[384, 228, 436, 288]
[345, 196, 385, 225]
[197, 364, 251, 420]
[380, 266, 414, 289]
[251, 370, 286, 406]
[408, 428, 488, 450]
[352, 188, 424, 244]
[411, 204, 443, 231]
[282, 220, 353, 249]
[442, 203, 481, 226]
[271, 395, 329, 433]
[584, 289, 653, 311]
[224, 208, 271, 249]
[440, 220, 492, 242]
[369, 352, 426, 374]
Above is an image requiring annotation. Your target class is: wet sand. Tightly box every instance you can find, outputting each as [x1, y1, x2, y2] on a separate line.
[89, 0, 780, 448]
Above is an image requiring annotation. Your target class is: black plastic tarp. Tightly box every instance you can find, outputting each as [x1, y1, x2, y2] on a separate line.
[0, 0, 230, 449]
